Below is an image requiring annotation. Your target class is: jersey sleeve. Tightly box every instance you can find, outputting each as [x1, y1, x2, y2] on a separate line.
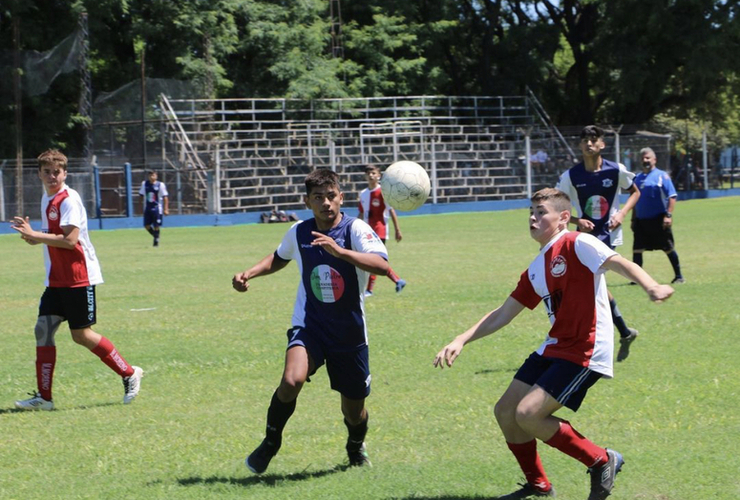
[618, 163, 636, 190]
[350, 219, 388, 259]
[59, 194, 84, 229]
[275, 222, 300, 261]
[139, 181, 146, 196]
[574, 233, 617, 273]
[510, 270, 541, 310]
[160, 182, 169, 197]
[662, 173, 677, 198]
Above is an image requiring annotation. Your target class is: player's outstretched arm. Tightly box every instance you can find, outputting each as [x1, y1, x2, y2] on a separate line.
[433, 296, 525, 369]
[602, 254, 674, 303]
[232, 252, 289, 292]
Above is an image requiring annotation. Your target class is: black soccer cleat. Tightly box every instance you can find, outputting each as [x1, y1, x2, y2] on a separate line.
[346, 441, 372, 467]
[245, 438, 280, 474]
[617, 329, 638, 362]
[587, 449, 624, 500]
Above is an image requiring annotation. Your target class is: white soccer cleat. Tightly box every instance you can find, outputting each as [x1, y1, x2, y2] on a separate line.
[122, 366, 144, 404]
[15, 392, 54, 411]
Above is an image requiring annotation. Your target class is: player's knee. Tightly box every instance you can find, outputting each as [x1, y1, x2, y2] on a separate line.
[494, 398, 517, 426]
[279, 374, 305, 395]
[34, 315, 62, 346]
[514, 405, 541, 432]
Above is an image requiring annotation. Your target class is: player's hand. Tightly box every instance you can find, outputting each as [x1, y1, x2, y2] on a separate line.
[395, 229, 403, 243]
[11, 216, 35, 240]
[433, 339, 464, 369]
[608, 211, 625, 230]
[164, 208, 170, 216]
[647, 284, 674, 303]
[662, 216, 672, 229]
[310, 231, 342, 257]
[576, 218, 595, 233]
[232, 272, 250, 292]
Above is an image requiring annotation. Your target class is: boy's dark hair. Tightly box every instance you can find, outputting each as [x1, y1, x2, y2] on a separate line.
[304, 168, 341, 195]
[147, 170, 157, 175]
[37, 149, 68, 171]
[580, 125, 605, 140]
[531, 188, 571, 214]
[365, 164, 380, 174]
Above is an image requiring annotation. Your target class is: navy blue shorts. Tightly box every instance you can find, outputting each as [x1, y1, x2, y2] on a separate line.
[143, 209, 163, 227]
[286, 327, 371, 400]
[513, 352, 602, 411]
[39, 286, 97, 330]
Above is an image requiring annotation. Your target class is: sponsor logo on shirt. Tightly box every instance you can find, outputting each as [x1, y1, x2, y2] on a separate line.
[602, 178, 614, 188]
[310, 264, 345, 303]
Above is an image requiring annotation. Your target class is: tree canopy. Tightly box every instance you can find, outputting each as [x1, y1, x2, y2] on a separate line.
[1, 0, 738, 158]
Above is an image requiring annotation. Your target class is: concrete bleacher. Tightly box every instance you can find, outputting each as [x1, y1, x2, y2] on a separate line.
[159, 95, 560, 213]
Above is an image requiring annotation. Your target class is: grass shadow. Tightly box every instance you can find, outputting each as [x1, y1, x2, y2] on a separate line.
[474, 367, 518, 375]
[177, 464, 347, 488]
[387, 495, 495, 500]
[0, 401, 119, 415]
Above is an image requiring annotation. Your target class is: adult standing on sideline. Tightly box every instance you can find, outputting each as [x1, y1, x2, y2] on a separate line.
[631, 147, 684, 284]
[11, 149, 143, 410]
[139, 170, 169, 247]
[556, 125, 641, 362]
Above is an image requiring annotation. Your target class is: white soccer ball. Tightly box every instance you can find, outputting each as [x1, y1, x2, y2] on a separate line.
[380, 161, 431, 212]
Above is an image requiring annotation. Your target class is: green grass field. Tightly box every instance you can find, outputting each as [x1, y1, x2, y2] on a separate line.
[1, 197, 739, 500]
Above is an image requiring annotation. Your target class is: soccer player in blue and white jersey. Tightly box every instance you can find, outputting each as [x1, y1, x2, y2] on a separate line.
[138, 170, 169, 247]
[232, 169, 390, 474]
[631, 147, 684, 284]
[557, 126, 641, 362]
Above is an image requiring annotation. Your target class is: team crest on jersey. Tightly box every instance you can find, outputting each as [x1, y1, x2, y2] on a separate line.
[48, 205, 59, 221]
[550, 255, 567, 277]
[371, 198, 381, 207]
[602, 178, 614, 188]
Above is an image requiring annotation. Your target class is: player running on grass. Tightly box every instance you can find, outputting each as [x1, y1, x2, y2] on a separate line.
[233, 168, 390, 473]
[357, 164, 406, 296]
[433, 188, 673, 499]
[11, 149, 143, 411]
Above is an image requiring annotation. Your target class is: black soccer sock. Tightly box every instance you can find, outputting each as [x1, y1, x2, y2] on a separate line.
[146, 227, 155, 236]
[265, 390, 296, 447]
[610, 298, 631, 338]
[633, 252, 643, 267]
[344, 412, 369, 452]
[153, 229, 160, 239]
[667, 251, 682, 278]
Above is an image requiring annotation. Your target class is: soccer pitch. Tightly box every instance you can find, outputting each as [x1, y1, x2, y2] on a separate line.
[1, 197, 739, 500]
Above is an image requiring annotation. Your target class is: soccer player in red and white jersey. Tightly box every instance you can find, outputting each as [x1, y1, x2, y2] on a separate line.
[433, 188, 673, 500]
[357, 165, 406, 295]
[11, 149, 143, 411]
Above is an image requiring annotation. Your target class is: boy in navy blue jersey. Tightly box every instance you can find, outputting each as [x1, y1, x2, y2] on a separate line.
[233, 169, 390, 473]
[557, 126, 641, 362]
[139, 170, 169, 246]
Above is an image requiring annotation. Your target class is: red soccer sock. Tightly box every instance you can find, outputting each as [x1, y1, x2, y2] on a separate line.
[544, 420, 608, 468]
[36, 346, 57, 401]
[386, 268, 400, 283]
[91, 336, 134, 377]
[366, 275, 377, 292]
[507, 440, 552, 493]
